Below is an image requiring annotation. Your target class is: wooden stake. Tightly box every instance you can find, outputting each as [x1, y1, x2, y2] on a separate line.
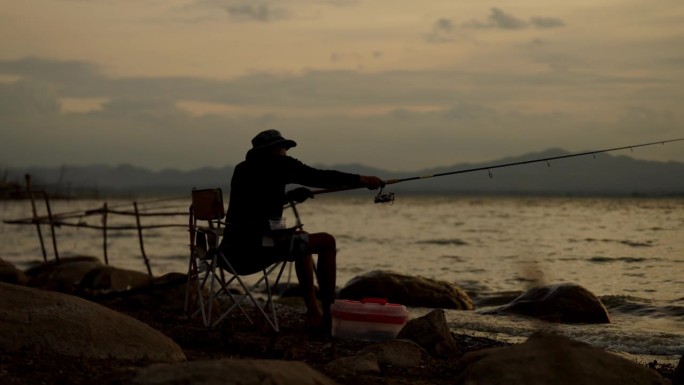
[25, 175, 47, 262]
[102, 202, 109, 265]
[133, 201, 152, 277]
[42, 191, 60, 263]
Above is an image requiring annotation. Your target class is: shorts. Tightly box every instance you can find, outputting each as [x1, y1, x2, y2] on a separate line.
[218, 231, 310, 275]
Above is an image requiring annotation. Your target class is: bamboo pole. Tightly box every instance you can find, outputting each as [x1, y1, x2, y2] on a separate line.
[1, 220, 186, 230]
[102, 202, 109, 265]
[3, 193, 190, 273]
[4, 209, 186, 223]
[133, 201, 152, 277]
[42, 191, 60, 263]
[25, 175, 47, 262]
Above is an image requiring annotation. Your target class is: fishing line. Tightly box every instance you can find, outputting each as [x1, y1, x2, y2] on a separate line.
[312, 137, 684, 203]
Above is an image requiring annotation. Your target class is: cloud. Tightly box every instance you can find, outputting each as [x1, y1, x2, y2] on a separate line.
[225, 3, 290, 22]
[662, 56, 684, 67]
[186, 0, 291, 22]
[530, 16, 565, 29]
[0, 81, 61, 117]
[489, 7, 528, 30]
[316, 0, 360, 6]
[615, 106, 679, 135]
[0, 56, 680, 171]
[0, 57, 664, 109]
[462, 8, 565, 31]
[425, 18, 457, 43]
[0, 57, 100, 85]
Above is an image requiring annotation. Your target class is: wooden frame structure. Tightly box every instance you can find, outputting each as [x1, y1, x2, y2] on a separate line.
[3, 175, 187, 277]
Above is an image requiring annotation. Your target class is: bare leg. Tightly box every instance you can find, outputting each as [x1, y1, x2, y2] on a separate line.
[307, 232, 337, 330]
[293, 231, 337, 330]
[294, 251, 323, 327]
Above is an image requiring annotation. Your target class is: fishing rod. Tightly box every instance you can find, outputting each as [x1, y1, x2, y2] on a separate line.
[312, 137, 684, 203]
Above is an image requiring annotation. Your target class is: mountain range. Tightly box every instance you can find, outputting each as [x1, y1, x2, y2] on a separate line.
[3, 148, 683, 197]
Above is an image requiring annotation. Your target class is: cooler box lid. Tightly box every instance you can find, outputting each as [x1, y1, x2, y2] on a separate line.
[331, 298, 409, 325]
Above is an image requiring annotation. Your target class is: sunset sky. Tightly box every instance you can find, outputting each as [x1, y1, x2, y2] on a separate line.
[1, 0, 683, 172]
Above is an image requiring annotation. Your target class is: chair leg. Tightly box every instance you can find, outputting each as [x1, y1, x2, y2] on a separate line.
[211, 261, 286, 332]
[186, 256, 214, 326]
[183, 254, 194, 315]
[185, 250, 207, 323]
[208, 267, 253, 324]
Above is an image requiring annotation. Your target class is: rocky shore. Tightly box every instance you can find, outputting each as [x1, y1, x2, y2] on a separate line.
[1, 257, 681, 385]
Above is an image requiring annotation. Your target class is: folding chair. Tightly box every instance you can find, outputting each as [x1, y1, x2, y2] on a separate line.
[184, 187, 302, 331]
[184, 188, 225, 327]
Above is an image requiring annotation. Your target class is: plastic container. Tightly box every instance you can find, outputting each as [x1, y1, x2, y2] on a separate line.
[330, 298, 409, 341]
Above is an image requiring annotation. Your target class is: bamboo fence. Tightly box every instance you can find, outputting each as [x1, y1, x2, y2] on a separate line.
[3, 175, 188, 277]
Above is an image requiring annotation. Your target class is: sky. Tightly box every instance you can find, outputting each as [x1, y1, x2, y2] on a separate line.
[1, 0, 683, 173]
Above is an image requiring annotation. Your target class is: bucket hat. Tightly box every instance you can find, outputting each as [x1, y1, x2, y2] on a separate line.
[251, 129, 297, 150]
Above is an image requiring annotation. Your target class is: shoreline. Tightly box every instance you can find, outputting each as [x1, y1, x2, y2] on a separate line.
[1, 297, 678, 385]
[2, 293, 678, 385]
[0, 256, 680, 385]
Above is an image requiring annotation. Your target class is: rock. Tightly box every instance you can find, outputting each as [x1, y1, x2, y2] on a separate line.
[456, 332, 667, 385]
[79, 264, 153, 293]
[360, 339, 432, 368]
[134, 359, 341, 385]
[27, 257, 152, 296]
[339, 270, 474, 310]
[325, 352, 381, 374]
[0, 258, 28, 285]
[24, 255, 102, 277]
[0, 282, 186, 363]
[28, 259, 104, 292]
[396, 309, 460, 358]
[102, 272, 188, 310]
[674, 355, 684, 385]
[484, 283, 610, 323]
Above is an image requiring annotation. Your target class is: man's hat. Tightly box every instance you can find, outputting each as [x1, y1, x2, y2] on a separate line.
[250, 129, 297, 150]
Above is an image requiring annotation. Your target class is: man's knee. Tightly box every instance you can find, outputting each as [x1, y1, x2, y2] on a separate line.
[311, 232, 336, 248]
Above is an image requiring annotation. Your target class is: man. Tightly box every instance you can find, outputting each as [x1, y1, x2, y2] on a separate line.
[220, 129, 384, 331]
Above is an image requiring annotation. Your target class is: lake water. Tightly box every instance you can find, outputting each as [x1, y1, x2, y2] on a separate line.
[1, 195, 683, 365]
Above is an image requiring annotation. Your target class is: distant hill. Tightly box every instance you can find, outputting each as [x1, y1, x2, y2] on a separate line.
[4, 149, 684, 197]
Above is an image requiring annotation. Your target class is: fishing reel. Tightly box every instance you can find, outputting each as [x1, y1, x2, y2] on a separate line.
[374, 187, 395, 204]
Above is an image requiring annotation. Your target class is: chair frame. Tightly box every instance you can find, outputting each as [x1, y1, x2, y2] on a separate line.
[184, 187, 302, 331]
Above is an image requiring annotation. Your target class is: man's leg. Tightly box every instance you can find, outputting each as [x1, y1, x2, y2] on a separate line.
[307, 232, 337, 330]
[294, 251, 323, 327]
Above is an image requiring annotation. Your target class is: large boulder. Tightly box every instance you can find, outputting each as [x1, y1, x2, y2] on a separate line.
[133, 359, 340, 385]
[24, 255, 101, 277]
[338, 270, 473, 310]
[325, 353, 381, 375]
[0, 257, 28, 285]
[484, 283, 610, 323]
[27, 256, 152, 296]
[456, 332, 668, 385]
[396, 309, 460, 358]
[97, 272, 194, 314]
[0, 282, 186, 363]
[359, 339, 432, 368]
[674, 354, 684, 385]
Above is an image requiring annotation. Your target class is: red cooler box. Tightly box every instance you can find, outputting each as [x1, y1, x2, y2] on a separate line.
[331, 298, 409, 341]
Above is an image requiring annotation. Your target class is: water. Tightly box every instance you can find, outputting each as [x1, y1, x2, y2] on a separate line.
[1, 195, 683, 365]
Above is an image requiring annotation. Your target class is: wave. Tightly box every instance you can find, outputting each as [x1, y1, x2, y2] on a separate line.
[416, 239, 469, 246]
[588, 256, 650, 263]
[600, 295, 684, 318]
[570, 237, 655, 247]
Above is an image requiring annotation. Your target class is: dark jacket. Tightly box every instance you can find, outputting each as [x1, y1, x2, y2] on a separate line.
[221, 153, 361, 254]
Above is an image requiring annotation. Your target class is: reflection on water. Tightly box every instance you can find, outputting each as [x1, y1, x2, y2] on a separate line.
[1, 195, 683, 363]
[2, 196, 683, 298]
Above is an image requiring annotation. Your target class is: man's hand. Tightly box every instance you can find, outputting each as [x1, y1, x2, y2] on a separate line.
[360, 175, 385, 190]
[286, 187, 314, 203]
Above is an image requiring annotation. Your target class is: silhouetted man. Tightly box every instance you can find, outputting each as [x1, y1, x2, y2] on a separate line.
[220, 129, 384, 331]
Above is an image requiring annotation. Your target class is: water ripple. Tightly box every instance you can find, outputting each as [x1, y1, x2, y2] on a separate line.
[416, 238, 468, 246]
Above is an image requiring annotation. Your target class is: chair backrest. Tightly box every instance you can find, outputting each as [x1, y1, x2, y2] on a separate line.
[191, 188, 225, 220]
